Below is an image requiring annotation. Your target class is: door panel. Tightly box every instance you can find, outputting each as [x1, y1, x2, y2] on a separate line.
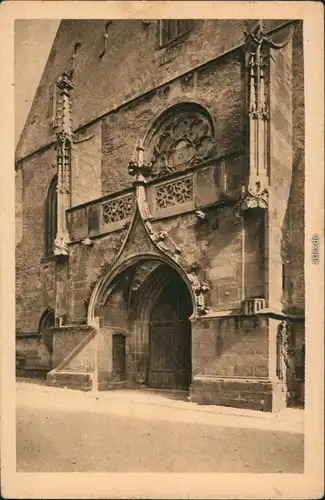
[175, 320, 192, 390]
[148, 278, 192, 390]
[112, 334, 126, 381]
[148, 323, 177, 389]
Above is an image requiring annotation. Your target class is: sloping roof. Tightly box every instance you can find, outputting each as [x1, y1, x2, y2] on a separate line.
[16, 20, 104, 160]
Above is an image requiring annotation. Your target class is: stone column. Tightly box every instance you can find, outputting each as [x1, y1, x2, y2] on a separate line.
[191, 22, 295, 412]
[54, 72, 73, 258]
[242, 22, 294, 411]
[53, 71, 74, 327]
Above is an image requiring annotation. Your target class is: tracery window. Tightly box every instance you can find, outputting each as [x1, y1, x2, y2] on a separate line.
[44, 175, 58, 257]
[159, 20, 192, 47]
[149, 111, 215, 179]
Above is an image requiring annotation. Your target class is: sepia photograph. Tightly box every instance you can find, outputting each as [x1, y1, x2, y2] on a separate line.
[0, 1, 323, 499]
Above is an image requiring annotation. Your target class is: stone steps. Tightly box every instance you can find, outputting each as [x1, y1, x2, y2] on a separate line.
[16, 366, 50, 380]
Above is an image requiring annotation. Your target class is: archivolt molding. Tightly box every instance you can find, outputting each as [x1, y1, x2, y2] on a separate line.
[130, 261, 162, 291]
[134, 268, 179, 325]
[142, 100, 214, 148]
[87, 253, 196, 325]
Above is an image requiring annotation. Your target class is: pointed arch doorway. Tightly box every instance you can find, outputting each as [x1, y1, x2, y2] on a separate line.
[146, 268, 193, 391]
[94, 258, 194, 393]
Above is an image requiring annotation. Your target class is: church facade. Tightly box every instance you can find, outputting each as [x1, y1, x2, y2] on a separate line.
[16, 19, 305, 412]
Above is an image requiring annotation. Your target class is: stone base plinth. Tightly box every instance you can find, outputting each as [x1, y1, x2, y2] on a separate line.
[47, 370, 93, 391]
[189, 376, 286, 412]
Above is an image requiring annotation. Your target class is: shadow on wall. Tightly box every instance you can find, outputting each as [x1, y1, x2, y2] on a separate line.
[191, 313, 269, 378]
[280, 24, 305, 314]
[281, 149, 304, 314]
[213, 316, 268, 377]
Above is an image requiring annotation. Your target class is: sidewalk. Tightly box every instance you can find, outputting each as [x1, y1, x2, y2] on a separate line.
[16, 380, 304, 434]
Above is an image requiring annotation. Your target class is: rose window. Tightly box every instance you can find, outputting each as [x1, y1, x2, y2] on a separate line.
[150, 113, 214, 178]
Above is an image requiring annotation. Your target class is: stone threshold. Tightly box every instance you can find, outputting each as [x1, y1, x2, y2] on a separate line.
[91, 388, 304, 421]
[17, 378, 304, 420]
[16, 381, 304, 433]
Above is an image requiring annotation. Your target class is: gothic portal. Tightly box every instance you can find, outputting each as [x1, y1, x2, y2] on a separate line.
[94, 260, 193, 392]
[16, 20, 305, 412]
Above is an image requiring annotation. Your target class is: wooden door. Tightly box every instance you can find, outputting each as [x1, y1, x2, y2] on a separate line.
[112, 334, 126, 381]
[148, 279, 192, 390]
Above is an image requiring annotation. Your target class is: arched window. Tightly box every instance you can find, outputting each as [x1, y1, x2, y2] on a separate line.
[147, 105, 215, 179]
[44, 175, 58, 257]
[38, 308, 55, 356]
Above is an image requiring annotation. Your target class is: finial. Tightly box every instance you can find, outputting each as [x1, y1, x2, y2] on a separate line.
[128, 139, 153, 180]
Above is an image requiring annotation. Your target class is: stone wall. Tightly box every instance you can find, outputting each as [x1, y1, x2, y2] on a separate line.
[16, 333, 39, 356]
[15, 146, 57, 332]
[189, 315, 286, 412]
[287, 22, 304, 313]
[17, 19, 256, 160]
[15, 169, 23, 245]
[152, 209, 244, 311]
[189, 377, 277, 412]
[67, 229, 128, 323]
[268, 37, 293, 311]
[65, 203, 265, 324]
[100, 52, 245, 195]
[71, 121, 103, 206]
[66, 337, 95, 371]
[266, 21, 304, 315]
[191, 315, 269, 379]
[16, 20, 303, 333]
[52, 325, 92, 367]
[243, 210, 265, 300]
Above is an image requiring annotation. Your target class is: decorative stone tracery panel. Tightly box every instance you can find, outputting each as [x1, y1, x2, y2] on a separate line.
[101, 194, 133, 226]
[150, 113, 214, 178]
[155, 176, 194, 211]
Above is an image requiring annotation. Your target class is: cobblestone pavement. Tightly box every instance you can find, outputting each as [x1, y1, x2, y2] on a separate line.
[16, 381, 304, 473]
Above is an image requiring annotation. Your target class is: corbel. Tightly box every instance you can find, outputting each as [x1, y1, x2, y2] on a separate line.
[142, 20, 156, 26]
[81, 238, 94, 247]
[195, 210, 208, 224]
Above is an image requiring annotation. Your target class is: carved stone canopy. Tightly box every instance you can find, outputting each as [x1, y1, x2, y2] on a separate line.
[238, 186, 269, 213]
[56, 71, 74, 92]
[245, 20, 296, 52]
[54, 234, 69, 256]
